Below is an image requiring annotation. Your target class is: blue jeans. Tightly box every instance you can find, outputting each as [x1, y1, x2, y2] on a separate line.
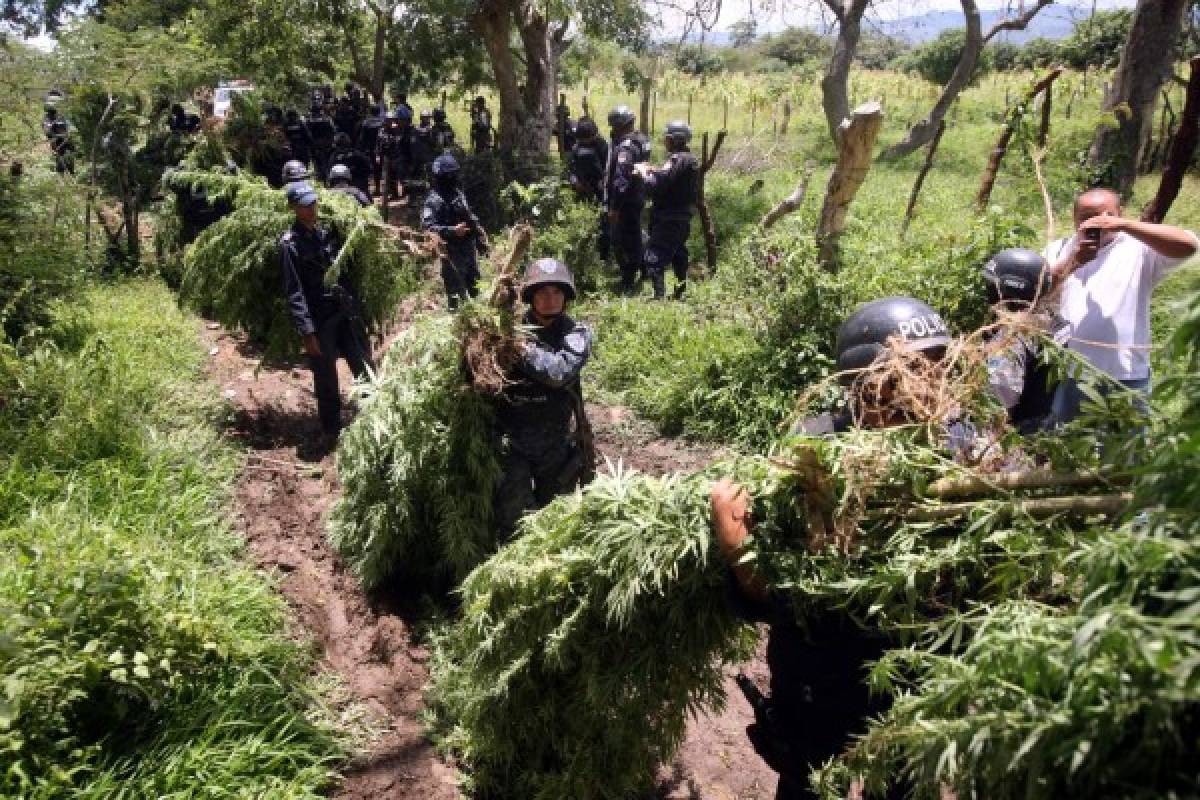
[1051, 374, 1151, 426]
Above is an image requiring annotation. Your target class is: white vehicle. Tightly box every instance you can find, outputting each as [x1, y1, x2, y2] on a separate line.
[213, 80, 255, 119]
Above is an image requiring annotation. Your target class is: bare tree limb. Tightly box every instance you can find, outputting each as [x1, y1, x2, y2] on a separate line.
[760, 160, 817, 229]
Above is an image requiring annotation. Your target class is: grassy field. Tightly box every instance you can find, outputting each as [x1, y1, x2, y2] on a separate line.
[416, 66, 1200, 449]
[0, 281, 341, 798]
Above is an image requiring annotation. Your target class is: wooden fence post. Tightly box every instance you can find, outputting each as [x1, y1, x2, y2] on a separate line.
[816, 101, 884, 272]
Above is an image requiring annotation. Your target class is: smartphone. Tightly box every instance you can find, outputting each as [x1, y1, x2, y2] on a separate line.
[1083, 228, 1102, 242]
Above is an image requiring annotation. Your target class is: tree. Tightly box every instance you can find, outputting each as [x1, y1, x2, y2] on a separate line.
[855, 31, 908, 70]
[902, 28, 993, 85]
[728, 15, 757, 48]
[1058, 9, 1134, 69]
[882, 0, 1052, 160]
[761, 25, 831, 67]
[1088, 0, 1190, 197]
[674, 43, 724, 76]
[819, 0, 869, 143]
[1015, 36, 1060, 70]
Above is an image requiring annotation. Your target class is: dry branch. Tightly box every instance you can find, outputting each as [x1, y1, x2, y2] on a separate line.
[816, 101, 883, 272]
[696, 130, 727, 273]
[1142, 56, 1200, 224]
[902, 493, 1132, 523]
[759, 160, 817, 230]
[901, 119, 946, 238]
[975, 67, 1063, 211]
[927, 469, 1125, 500]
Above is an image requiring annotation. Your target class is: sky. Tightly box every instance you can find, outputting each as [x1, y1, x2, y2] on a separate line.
[661, 0, 1140, 38]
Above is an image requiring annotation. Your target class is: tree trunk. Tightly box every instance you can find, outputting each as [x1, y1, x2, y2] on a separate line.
[820, 0, 870, 144]
[473, 0, 524, 152]
[883, 0, 1052, 160]
[515, 0, 556, 162]
[1142, 56, 1200, 224]
[1087, 0, 1189, 198]
[817, 101, 883, 272]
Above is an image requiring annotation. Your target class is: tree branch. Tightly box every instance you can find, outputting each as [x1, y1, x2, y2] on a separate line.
[983, 0, 1054, 43]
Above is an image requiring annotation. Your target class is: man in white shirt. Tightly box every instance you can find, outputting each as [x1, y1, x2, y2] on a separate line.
[1045, 188, 1198, 423]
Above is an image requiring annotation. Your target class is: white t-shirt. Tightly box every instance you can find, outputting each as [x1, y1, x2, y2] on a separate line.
[1045, 232, 1193, 380]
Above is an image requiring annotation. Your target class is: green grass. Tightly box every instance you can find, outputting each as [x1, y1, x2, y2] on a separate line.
[0, 281, 341, 798]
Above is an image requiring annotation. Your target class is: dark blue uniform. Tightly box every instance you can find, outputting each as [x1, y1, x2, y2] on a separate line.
[306, 111, 338, 184]
[330, 146, 373, 198]
[357, 114, 385, 191]
[603, 132, 649, 290]
[422, 187, 484, 308]
[278, 221, 374, 435]
[643, 149, 699, 299]
[378, 125, 417, 199]
[284, 116, 313, 167]
[493, 311, 592, 538]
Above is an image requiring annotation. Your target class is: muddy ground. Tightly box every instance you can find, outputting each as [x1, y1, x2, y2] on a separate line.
[202, 315, 777, 800]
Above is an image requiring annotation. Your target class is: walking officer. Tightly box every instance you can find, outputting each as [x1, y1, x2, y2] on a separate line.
[283, 110, 313, 170]
[712, 296, 954, 800]
[470, 96, 494, 153]
[422, 153, 488, 308]
[431, 108, 456, 152]
[378, 108, 417, 206]
[635, 120, 699, 299]
[306, 103, 338, 185]
[603, 105, 649, 294]
[329, 132, 373, 198]
[357, 103, 386, 196]
[328, 164, 372, 208]
[278, 181, 375, 445]
[982, 248, 1067, 434]
[493, 258, 593, 539]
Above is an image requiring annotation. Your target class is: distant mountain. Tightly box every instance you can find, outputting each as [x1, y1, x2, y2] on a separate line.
[876, 5, 1096, 44]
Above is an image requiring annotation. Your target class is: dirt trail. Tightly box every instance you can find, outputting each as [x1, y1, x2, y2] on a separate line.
[203, 319, 776, 800]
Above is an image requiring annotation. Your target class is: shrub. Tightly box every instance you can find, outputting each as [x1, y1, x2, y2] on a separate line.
[900, 29, 993, 86]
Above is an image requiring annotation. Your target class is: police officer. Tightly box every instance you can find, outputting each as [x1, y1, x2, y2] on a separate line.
[635, 120, 698, 300]
[357, 103, 386, 195]
[982, 248, 1066, 434]
[712, 297, 951, 800]
[328, 164, 372, 207]
[281, 159, 311, 189]
[470, 96, 493, 153]
[334, 94, 360, 140]
[413, 112, 436, 181]
[422, 153, 488, 308]
[493, 258, 593, 539]
[278, 181, 375, 444]
[567, 117, 608, 202]
[392, 92, 414, 121]
[47, 117, 75, 175]
[306, 103, 338, 185]
[378, 108, 417, 205]
[431, 108, 455, 152]
[283, 110, 313, 170]
[329, 132, 372, 198]
[42, 104, 59, 139]
[603, 105, 649, 293]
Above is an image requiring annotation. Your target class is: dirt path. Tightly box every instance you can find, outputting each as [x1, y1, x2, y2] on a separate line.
[203, 320, 776, 800]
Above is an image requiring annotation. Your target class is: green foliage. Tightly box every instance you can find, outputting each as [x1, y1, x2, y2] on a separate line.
[0, 172, 87, 344]
[1058, 9, 1134, 70]
[1011, 36, 1060, 70]
[855, 32, 910, 70]
[329, 313, 503, 593]
[900, 29, 992, 87]
[504, 180, 606, 293]
[673, 43, 725, 76]
[758, 26, 832, 68]
[429, 458, 785, 799]
[163, 168, 421, 362]
[0, 282, 339, 798]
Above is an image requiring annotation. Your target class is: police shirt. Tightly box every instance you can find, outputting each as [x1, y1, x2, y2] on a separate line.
[604, 133, 648, 208]
[644, 150, 699, 219]
[568, 137, 609, 197]
[497, 311, 593, 443]
[278, 221, 350, 336]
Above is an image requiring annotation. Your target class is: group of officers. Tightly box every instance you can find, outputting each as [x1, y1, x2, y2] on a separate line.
[252, 84, 496, 206]
[275, 85, 1197, 796]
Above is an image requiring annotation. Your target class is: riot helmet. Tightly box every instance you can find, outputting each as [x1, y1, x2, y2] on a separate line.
[281, 160, 311, 184]
[835, 297, 951, 376]
[982, 248, 1051, 308]
[431, 153, 460, 191]
[575, 116, 598, 141]
[520, 257, 577, 303]
[328, 164, 352, 186]
[394, 105, 413, 123]
[607, 105, 636, 132]
[664, 120, 692, 150]
[419, 110, 432, 125]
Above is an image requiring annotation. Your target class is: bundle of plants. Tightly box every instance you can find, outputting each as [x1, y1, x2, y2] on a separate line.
[329, 227, 533, 592]
[162, 168, 432, 361]
[427, 335, 1137, 799]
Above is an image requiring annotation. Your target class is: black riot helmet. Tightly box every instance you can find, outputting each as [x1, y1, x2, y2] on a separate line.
[432, 108, 447, 123]
[431, 153, 459, 176]
[664, 120, 692, 150]
[520, 257, 577, 304]
[575, 116, 598, 140]
[983, 248, 1051, 308]
[835, 297, 951, 376]
[419, 110, 432, 125]
[607, 105, 636, 133]
[328, 164, 352, 186]
[281, 159, 311, 184]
